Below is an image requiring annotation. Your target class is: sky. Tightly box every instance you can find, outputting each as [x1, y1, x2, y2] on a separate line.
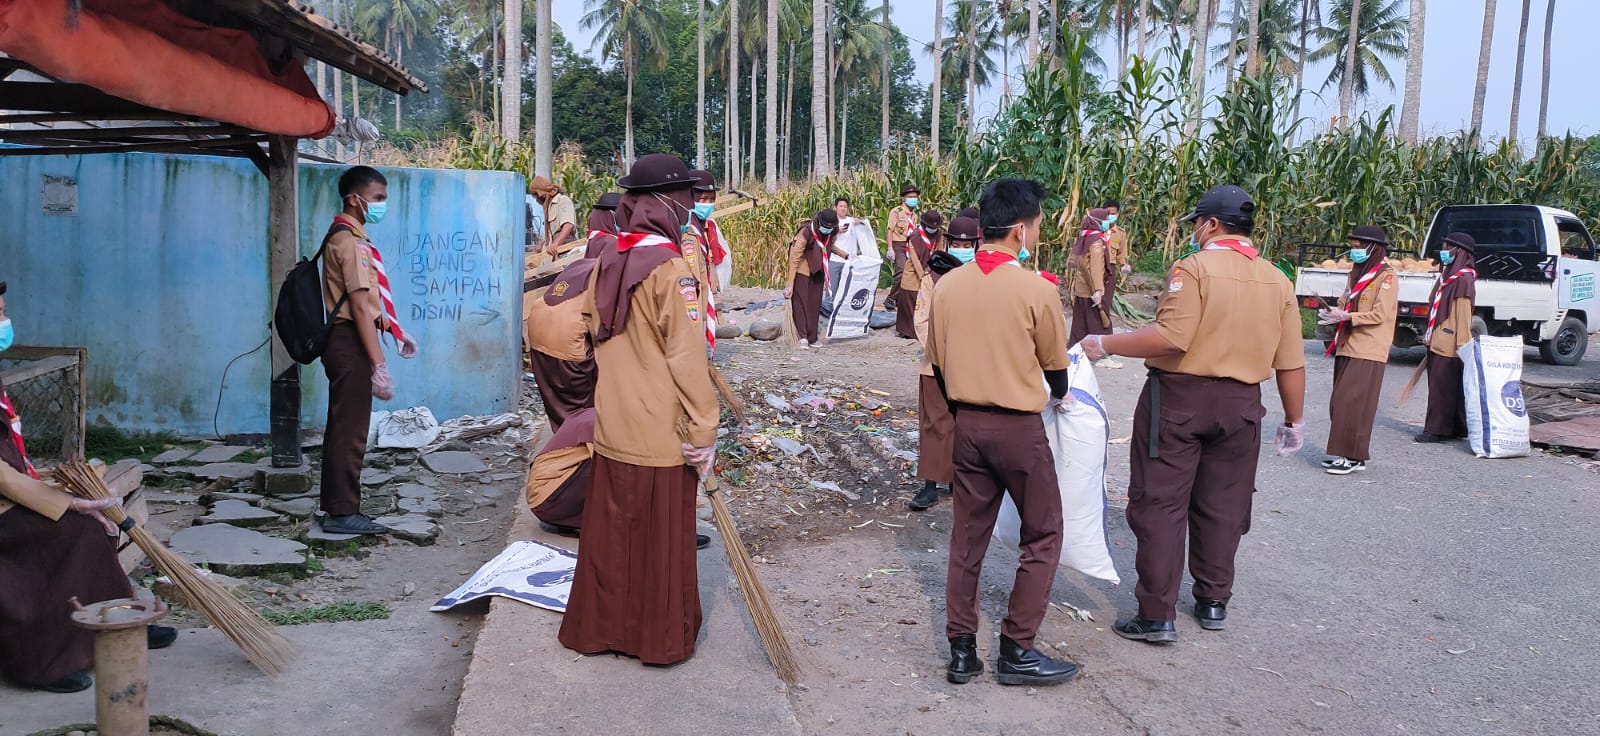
[551, 1, 1593, 147]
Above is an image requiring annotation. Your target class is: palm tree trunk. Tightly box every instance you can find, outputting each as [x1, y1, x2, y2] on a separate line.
[624, 42, 636, 166]
[1138, 0, 1149, 58]
[812, 0, 831, 178]
[1508, 0, 1532, 142]
[1537, 0, 1555, 138]
[881, 0, 891, 163]
[1029, 0, 1040, 63]
[1247, 0, 1261, 77]
[1049, 0, 1060, 69]
[729, 0, 741, 187]
[1188, 0, 1211, 130]
[697, 0, 707, 168]
[1226, 1, 1240, 88]
[784, 40, 796, 182]
[1399, 0, 1425, 143]
[931, 0, 944, 161]
[393, 31, 403, 130]
[1118, 1, 1130, 78]
[1294, 0, 1311, 122]
[534, 0, 553, 175]
[502, 0, 522, 141]
[766, 0, 780, 191]
[826, 0, 836, 171]
[966, 1, 977, 132]
[1338, 0, 1361, 127]
[749, 54, 760, 182]
[1471, 0, 1498, 136]
[838, 81, 849, 168]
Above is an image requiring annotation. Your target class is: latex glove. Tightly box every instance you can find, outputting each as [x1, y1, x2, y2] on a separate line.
[1047, 395, 1076, 415]
[1080, 334, 1108, 361]
[372, 363, 396, 401]
[783, 285, 793, 299]
[399, 336, 419, 360]
[1121, 264, 1133, 275]
[1318, 307, 1350, 325]
[1274, 422, 1305, 457]
[681, 443, 715, 477]
[69, 496, 121, 536]
[1091, 291, 1103, 307]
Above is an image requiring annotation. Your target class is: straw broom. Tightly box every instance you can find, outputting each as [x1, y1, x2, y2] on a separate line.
[678, 420, 799, 685]
[708, 365, 747, 425]
[55, 460, 293, 677]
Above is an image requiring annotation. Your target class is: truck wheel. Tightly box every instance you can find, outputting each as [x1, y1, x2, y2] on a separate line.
[1539, 316, 1588, 366]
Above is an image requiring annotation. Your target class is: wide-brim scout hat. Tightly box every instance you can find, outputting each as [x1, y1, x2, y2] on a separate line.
[594, 192, 623, 210]
[919, 210, 945, 231]
[1180, 184, 1255, 224]
[617, 154, 693, 191]
[814, 209, 840, 230]
[946, 216, 981, 242]
[956, 206, 979, 220]
[1443, 232, 1477, 253]
[900, 184, 920, 197]
[688, 169, 721, 192]
[1348, 225, 1389, 245]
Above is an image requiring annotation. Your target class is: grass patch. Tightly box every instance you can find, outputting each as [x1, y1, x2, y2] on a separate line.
[262, 601, 391, 626]
[84, 425, 188, 463]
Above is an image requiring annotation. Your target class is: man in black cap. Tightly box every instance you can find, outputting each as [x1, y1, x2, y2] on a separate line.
[1416, 232, 1478, 443]
[1081, 184, 1306, 644]
[885, 185, 920, 311]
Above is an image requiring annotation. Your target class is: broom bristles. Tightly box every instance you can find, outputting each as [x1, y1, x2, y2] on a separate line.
[1395, 353, 1430, 407]
[709, 366, 747, 426]
[706, 480, 800, 684]
[56, 461, 293, 677]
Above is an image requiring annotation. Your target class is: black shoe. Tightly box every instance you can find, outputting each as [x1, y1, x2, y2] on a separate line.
[148, 625, 178, 650]
[995, 635, 1080, 686]
[946, 634, 984, 684]
[1413, 432, 1449, 444]
[696, 534, 711, 551]
[907, 483, 941, 511]
[1113, 616, 1178, 644]
[321, 513, 390, 535]
[538, 521, 581, 537]
[40, 670, 92, 693]
[1324, 458, 1366, 475]
[1193, 600, 1227, 631]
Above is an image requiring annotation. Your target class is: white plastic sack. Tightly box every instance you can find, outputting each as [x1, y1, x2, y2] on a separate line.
[1461, 336, 1531, 459]
[826, 256, 882, 340]
[373, 406, 443, 450]
[715, 251, 733, 294]
[993, 347, 1120, 584]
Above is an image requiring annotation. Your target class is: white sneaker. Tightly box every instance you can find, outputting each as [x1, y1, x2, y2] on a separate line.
[1098, 357, 1125, 369]
[1324, 458, 1367, 475]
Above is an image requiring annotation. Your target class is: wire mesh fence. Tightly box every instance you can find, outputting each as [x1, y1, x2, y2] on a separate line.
[0, 346, 86, 465]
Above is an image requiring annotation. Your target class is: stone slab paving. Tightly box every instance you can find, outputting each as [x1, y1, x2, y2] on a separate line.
[168, 524, 306, 576]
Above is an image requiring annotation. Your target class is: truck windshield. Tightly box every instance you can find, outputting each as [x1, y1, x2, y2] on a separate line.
[1425, 206, 1554, 282]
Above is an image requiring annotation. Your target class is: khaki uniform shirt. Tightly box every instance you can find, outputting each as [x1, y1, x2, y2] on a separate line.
[902, 231, 934, 291]
[915, 273, 937, 377]
[680, 231, 715, 338]
[789, 227, 846, 278]
[0, 458, 71, 520]
[1336, 265, 1400, 363]
[887, 204, 915, 244]
[1428, 297, 1475, 358]
[1107, 227, 1129, 270]
[323, 227, 384, 326]
[545, 194, 577, 245]
[928, 251, 1071, 413]
[1069, 237, 1109, 298]
[1146, 236, 1306, 384]
[524, 287, 590, 362]
[582, 257, 719, 464]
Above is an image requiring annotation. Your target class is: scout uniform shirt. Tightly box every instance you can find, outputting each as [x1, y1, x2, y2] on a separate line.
[1146, 234, 1305, 384]
[525, 259, 597, 362]
[1427, 296, 1475, 359]
[887, 204, 916, 245]
[1107, 226, 1129, 272]
[323, 224, 385, 329]
[789, 224, 846, 278]
[546, 193, 578, 245]
[0, 459, 70, 520]
[1070, 234, 1109, 298]
[928, 249, 1071, 413]
[914, 271, 939, 377]
[1334, 264, 1399, 362]
[902, 229, 935, 292]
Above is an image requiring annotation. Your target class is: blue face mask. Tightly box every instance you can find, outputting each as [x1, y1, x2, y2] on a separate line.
[693, 203, 716, 220]
[1105, 214, 1118, 226]
[1185, 237, 1201, 257]
[818, 226, 835, 235]
[906, 197, 919, 209]
[922, 226, 939, 236]
[0, 319, 12, 353]
[949, 246, 976, 263]
[1018, 247, 1031, 261]
[1350, 248, 1370, 264]
[1439, 250, 1455, 265]
[363, 198, 388, 225]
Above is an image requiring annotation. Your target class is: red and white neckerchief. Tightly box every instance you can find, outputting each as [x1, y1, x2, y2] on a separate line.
[1202, 238, 1260, 259]
[334, 215, 411, 347]
[1, 390, 37, 479]
[619, 230, 716, 349]
[616, 231, 681, 254]
[698, 218, 728, 265]
[975, 249, 1018, 274]
[1424, 268, 1477, 341]
[1079, 228, 1106, 245]
[1326, 265, 1388, 356]
[587, 229, 610, 241]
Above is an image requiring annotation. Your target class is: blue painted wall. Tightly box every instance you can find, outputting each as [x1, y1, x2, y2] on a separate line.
[0, 152, 524, 436]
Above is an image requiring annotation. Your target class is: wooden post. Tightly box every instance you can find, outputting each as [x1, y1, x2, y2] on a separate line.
[267, 135, 302, 467]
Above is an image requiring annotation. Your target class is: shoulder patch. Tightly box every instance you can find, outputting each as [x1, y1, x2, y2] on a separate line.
[679, 277, 698, 288]
[1168, 274, 1185, 293]
[552, 280, 570, 296]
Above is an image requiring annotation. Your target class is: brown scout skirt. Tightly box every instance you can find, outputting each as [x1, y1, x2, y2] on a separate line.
[1326, 356, 1386, 462]
[1069, 296, 1111, 348]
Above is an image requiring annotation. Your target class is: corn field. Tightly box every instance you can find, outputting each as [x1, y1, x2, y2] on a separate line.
[375, 41, 1600, 289]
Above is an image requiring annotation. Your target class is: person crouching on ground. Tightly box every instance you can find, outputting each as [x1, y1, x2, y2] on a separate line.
[928, 178, 1080, 687]
[1319, 225, 1399, 474]
[786, 209, 850, 349]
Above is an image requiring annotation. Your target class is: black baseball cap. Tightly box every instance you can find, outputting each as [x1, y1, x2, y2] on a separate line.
[1180, 184, 1255, 224]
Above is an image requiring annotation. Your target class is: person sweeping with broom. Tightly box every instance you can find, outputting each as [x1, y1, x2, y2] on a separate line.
[559, 154, 721, 666]
[0, 283, 178, 693]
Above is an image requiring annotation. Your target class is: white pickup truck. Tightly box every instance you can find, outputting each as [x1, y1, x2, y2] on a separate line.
[1294, 205, 1600, 365]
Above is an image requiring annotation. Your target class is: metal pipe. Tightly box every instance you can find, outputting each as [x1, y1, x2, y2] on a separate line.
[70, 596, 167, 736]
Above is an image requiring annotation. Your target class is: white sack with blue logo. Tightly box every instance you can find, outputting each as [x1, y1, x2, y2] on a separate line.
[1461, 336, 1531, 459]
[993, 347, 1120, 584]
[825, 256, 881, 340]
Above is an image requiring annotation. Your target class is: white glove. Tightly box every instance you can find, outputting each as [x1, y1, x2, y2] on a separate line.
[372, 363, 395, 401]
[1080, 334, 1108, 361]
[681, 443, 715, 477]
[1317, 307, 1350, 325]
[399, 336, 418, 359]
[1048, 395, 1076, 415]
[1121, 264, 1133, 275]
[1091, 291, 1104, 307]
[69, 496, 121, 536]
[1274, 422, 1305, 457]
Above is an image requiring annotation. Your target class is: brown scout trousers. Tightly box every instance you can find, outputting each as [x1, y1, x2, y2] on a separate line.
[1424, 355, 1468, 438]
[946, 407, 1064, 649]
[320, 322, 372, 517]
[790, 271, 826, 344]
[1126, 372, 1263, 622]
[886, 242, 909, 307]
[916, 375, 955, 484]
[893, 288, 918, 338]
[528, 351, 596, 430]
[1326, 356, 1386, 462]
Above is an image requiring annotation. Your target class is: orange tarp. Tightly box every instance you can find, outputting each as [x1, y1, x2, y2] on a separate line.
[0, 0, 335, 138]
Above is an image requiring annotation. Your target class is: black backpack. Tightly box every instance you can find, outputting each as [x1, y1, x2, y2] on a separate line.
[274, 224, 351, 364]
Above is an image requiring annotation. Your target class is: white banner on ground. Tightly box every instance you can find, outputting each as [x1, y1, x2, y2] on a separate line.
[993, 347, 1120, 584]
[430, 540, 577, 613]
[826, 256, 881, 340]
[1461, 336, 1531, 459]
